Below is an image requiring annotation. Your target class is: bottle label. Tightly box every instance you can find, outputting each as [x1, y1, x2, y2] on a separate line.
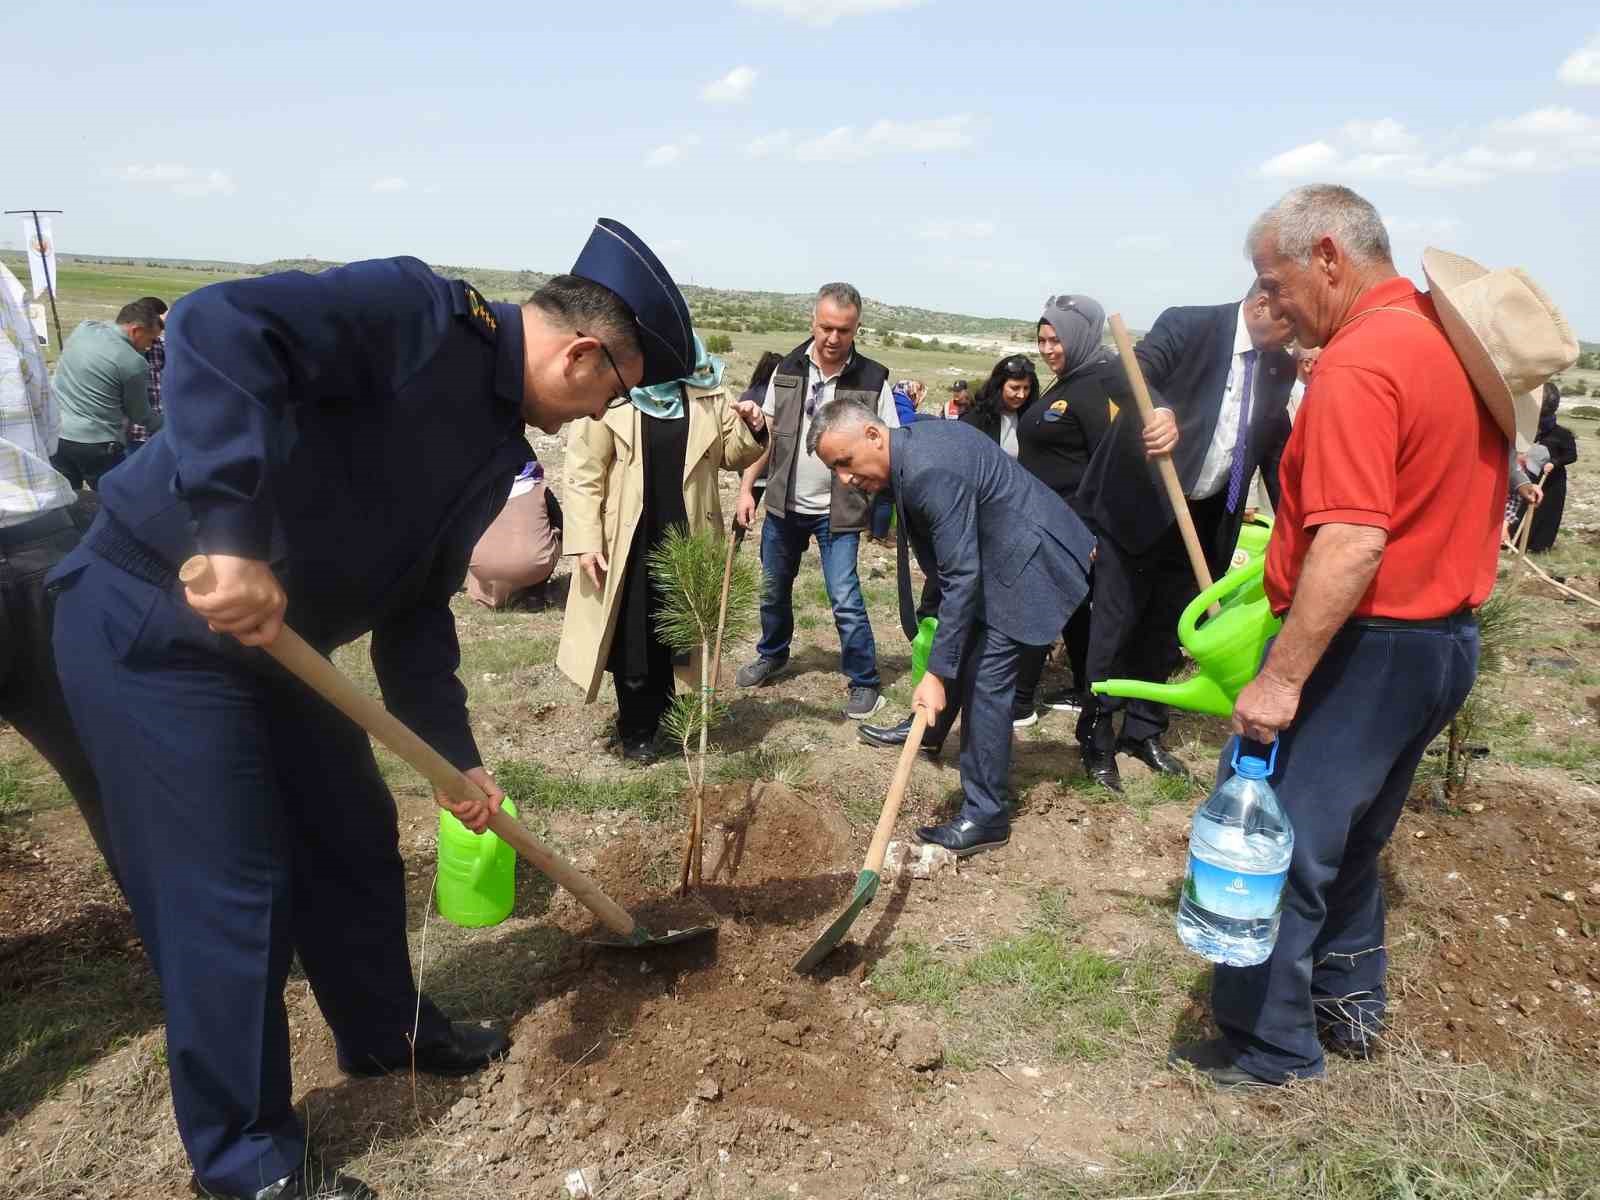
[1183, 855, 1286, 921]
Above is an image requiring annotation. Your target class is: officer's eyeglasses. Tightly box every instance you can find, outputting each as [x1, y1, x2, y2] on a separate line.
[578, 330, 634, 409]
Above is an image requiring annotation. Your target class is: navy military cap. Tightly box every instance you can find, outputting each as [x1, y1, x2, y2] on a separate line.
[571, 218, 694, 386]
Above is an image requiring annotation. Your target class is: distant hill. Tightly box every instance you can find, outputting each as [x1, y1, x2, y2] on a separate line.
[44, 252, 1036, 340]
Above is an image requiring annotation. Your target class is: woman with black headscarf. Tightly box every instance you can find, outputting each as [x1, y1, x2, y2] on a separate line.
[1527, 381, 1579, 553]
[1012, 294, 1121, 724]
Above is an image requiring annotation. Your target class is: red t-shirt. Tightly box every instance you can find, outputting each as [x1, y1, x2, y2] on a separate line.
[1266, 276, 1508, 620]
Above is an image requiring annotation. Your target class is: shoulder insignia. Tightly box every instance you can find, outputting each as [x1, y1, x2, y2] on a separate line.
[459, 283, 498, 342]
[1049, 398, 1069, 415]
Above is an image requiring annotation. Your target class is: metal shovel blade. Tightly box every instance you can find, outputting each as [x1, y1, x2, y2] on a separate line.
[795, 868, 881, 973]
[585, 922, 720, 950]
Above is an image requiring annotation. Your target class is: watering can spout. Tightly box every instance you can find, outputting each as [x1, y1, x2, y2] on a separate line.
[1092, 673, 1235, 718]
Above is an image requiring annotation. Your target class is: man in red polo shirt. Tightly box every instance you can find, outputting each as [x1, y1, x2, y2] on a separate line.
[1173, 184, 1574, 1088]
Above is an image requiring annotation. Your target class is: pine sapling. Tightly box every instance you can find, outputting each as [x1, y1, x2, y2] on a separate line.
[647, 522, 761, 891]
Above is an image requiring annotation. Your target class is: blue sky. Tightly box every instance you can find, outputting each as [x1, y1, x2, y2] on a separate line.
[7, 0, 1598, 333]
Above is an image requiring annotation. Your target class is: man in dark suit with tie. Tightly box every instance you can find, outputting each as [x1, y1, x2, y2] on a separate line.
[1073, 286, 1295, 792]
[809, 399, 1095, 855]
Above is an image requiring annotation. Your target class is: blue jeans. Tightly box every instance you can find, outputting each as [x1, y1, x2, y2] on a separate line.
[1211, 617, 1478, 1082]
[868, 493, 893, 539]
[757, 509, 879, 688]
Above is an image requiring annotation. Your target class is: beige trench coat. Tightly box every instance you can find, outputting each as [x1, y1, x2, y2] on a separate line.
[556, 385, 764, 702]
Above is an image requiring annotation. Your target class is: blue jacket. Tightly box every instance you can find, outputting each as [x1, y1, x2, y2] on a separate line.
[891, 420, 1095, 679]
[72, 256, 532, 770]
[891, 384, 921, 426]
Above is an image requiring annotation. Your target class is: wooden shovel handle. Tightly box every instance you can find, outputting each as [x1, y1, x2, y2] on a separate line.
[865, 707, 928, 875]
[708, 522, 741, 696]
[178, 555, 638, 938]
[1108, 315, 1219, 618]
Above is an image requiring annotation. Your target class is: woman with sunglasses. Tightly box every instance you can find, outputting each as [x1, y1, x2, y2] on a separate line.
[557, 335, 767, 763]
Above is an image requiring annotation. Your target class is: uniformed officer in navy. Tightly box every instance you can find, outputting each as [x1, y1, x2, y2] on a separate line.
[47, 219, 695, 1200]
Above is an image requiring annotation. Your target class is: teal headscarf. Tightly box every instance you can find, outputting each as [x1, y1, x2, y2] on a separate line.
[628, 333, 725, 420]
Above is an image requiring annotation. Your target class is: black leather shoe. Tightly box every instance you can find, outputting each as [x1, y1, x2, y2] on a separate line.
[339, 1020, 509, 1078]
[915, 818, 1009, 857]
[1167, 1037, 1279, 1089]
[193, 1162, 375, 1199]
[1117, 736, 1189, 777]
[1082, 747, 1123, 793]
[621, 737, 660, 766]
[858, 714, 942, 759]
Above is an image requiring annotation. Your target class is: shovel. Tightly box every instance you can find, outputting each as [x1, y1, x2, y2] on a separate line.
[795, 706, 928, 973]
[680, 518, 750, 893]
[179, 555, 715, 950]
[1108, 313, 1220, 619]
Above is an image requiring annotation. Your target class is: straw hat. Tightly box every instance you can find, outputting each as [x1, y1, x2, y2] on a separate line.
[1422, 248, 1578, 443]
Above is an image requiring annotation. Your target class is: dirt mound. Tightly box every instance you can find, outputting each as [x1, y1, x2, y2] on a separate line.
[1385, 782, 1600, 1064]
[440, 782, 931, 1191]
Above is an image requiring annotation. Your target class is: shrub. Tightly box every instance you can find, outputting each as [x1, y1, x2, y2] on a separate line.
[1556, 378, 1588, 397]
[1568, 404, 1600, 420]
[704, 333, 734, 354]
[901, 336, 926, 351]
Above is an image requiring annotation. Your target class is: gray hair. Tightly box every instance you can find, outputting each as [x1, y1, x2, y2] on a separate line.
[1245, 184, 1393, 267]
[815, 281, 863, 315]
[805, 397, 881, 458]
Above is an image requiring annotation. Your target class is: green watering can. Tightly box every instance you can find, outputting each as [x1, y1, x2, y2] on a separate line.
[437, 797, 520, 928]
[1092, 554, 1283, 719]
[909, 616, 937, 687]
[1228, 515, 1273, 575]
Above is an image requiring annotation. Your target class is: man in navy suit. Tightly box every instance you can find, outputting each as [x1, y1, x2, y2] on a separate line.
[810, 400, 1095, 854]
[48, 221, 694, 1200]
[1072, 287, 1294, 792]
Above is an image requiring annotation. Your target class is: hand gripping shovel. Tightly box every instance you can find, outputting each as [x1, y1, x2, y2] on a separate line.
[180, 556, 715, 950]
[795, 706, 928, 973]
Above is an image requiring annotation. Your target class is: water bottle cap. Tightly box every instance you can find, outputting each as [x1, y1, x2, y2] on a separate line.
[1234, 755, 1270, 780]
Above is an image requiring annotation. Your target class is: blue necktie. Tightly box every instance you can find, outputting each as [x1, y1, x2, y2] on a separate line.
[1226, 349, 1258, 513]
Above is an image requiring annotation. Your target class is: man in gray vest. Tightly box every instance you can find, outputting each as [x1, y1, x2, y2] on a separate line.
[734, 282, 899, 719]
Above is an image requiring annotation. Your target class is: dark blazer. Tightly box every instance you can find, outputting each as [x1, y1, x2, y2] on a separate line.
[890, 421, 1094, 679]
[1074, 302, 1294, 557]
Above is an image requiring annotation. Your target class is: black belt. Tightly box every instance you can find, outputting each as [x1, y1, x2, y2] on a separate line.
[0, 507, 74, 549]
[87, 514, 180, 590]
[1349, 609, 1476, 633]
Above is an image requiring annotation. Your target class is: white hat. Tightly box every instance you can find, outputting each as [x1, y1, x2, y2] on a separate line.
[1422, 247, 1578, 443]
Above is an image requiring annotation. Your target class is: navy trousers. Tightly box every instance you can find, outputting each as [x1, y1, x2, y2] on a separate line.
[927, 622, 1026, 829]
[51, 554, 449, 1196]
[1212, 617, 1478, 1082]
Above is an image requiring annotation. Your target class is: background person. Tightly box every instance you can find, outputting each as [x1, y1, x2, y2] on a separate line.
[943, 379, 971, 419]
[1071, 284, 1295, 792]
[1018, 294, 1120, 720]
[557, 335, 766, 763]
[0, 262, 118, 884]
[48, 220, 694, 1200]
[466, 459, 562, 610]
[733, 283, 900, 721]
[127, 295, 169, 452]
[48, 297, 165, 488]
[1183, 186, 1577, 1089]
[1525, 381, 1578, 553]
[961, 353, 1038, 457]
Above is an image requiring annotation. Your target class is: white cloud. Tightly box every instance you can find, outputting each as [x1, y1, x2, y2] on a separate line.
[916, 219, 995, 241]
[1489, 105, 1598, 137]
[1340, 117, 1419, 153]
[1457, 145, 1540, 172]
[371, 176, 409, 193]
[742, 130, 792, 158]
[1557, 33, 1600, 85]
[738, 0, 926, 26]
[794, 115, 976, 162]
[644, 135, 701, 169]
[701, 65, 757, 104]
[1258, 140, 1339, 178]
[114, 163, 236, 197]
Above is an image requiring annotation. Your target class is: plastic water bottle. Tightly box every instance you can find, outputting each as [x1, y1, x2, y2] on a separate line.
[1177, 738, 1294, 967]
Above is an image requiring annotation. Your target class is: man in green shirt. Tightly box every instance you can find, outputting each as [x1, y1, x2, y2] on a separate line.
[50, 297, 165, 489]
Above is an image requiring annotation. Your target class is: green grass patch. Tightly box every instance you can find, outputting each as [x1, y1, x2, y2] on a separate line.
[458, 635, 557, 677]
[871, 892, 1166, 1065]
[709, 741, 811, 787]
[493, 759, 685, 823]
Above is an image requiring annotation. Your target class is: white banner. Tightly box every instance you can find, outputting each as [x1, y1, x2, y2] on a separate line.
[27, 302, 48, 346]
[24, 216, 57, 299]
